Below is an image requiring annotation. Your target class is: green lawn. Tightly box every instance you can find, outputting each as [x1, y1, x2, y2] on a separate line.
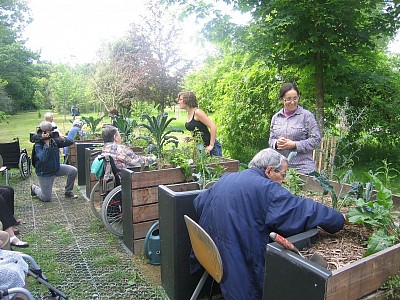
[0, 109, 188, 151]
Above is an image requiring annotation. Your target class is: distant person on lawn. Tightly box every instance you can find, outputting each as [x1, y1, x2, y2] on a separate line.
[63, 119, 85, 157]
[31, 121, 78, 202]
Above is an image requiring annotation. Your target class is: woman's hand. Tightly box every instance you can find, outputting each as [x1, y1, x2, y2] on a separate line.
[205, 145, 214, 154]
[276, 137, 296, 150]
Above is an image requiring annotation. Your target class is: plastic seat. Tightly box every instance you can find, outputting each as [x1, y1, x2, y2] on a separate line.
[184, 215, 223, 300]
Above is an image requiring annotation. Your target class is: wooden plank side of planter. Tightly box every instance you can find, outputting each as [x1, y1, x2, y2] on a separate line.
[131, 187, 158, 206]
[130, 168, 186, 189]
[326, 243, 400, 300]
[207, 158, 240, 173]
[133, 203, 159, 223]
[133, 219, 158, 240]
[70, 139, 103, 167]
[69, 144, 77, 167]
[300, 174, 400, 210]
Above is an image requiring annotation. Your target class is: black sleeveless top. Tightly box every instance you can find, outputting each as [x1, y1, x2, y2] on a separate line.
[185, 109, 211, 146]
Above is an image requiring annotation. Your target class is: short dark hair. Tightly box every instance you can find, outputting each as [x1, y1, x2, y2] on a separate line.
[102, 125, 118, 143]
[279, 83, 300, 99]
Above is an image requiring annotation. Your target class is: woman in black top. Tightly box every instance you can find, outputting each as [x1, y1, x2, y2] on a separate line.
[177, 91, 222, 156]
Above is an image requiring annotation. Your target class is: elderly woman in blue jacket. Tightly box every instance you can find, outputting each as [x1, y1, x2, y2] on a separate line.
[31, 121, 78, 202]
[191, 148, 346, 300]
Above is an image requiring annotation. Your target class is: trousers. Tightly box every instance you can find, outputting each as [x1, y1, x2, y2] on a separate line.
[34, 164, 77, 202]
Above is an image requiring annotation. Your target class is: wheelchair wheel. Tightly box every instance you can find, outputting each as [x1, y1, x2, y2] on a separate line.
[101, 185, 123, 237]
[89, 181, 102, 219]
[19, 151, 31, 179]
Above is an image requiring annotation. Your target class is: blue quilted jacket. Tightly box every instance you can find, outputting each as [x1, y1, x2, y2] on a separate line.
[192, 167, 344, 300]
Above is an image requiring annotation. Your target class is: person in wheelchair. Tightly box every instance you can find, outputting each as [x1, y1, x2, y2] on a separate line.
[30, 121, 78, 202]
[101, 125, 156, 170]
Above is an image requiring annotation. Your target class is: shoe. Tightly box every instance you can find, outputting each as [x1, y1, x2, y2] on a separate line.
[65, 192, 78, 199]
[31, 184, 37, 197]
[10, 235, 29, 248]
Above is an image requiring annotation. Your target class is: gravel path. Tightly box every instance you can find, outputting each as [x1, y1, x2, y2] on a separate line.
[10, 171, 166, 300]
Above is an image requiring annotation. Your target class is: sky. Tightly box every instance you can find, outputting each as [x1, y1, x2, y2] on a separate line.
[23, 0, 399, 65]
[24, 0, 149, 64]
[23, 0, 249, 65]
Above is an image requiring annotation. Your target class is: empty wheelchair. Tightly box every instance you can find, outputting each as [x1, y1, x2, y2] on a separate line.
[0, 137, 31, 185]
[90, 153, 124, 237]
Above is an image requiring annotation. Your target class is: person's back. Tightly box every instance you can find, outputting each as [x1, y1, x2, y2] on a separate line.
[193, 148, 345, 299]
[64, 120, 84, 156]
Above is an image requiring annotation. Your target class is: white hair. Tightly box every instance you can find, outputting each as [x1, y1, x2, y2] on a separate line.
[248, 148, 287, 171]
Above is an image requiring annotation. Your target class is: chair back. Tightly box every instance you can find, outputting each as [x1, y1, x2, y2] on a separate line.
[0, 138, 21, 168]
[184, 215, 223, 283]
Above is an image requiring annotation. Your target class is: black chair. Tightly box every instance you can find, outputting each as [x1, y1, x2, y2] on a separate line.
[0, 138, 32, 185]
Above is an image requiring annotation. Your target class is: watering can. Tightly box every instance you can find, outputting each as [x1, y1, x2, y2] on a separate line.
[144, 220, 160, 265]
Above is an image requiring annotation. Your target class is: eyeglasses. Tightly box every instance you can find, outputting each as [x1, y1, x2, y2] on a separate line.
[283, 97, 299, 102]
[274, 169, 286, 178]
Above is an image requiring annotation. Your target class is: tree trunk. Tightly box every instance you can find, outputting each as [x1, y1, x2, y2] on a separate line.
[315, 51, 324, 137]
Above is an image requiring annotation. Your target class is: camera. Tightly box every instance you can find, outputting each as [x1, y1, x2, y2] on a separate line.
[30, 127, 59, 143]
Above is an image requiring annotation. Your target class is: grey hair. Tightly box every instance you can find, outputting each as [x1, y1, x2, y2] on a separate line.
[102, 125, 119, 143]
[248, 148, 288, 171]
[44, 112, 53, 121]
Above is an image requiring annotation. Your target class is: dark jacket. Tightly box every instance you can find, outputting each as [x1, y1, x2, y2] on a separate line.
[192, 167, 344, 300]
[34, 138, 73, 177]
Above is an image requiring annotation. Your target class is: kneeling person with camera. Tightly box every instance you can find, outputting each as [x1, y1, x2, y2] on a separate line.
[31, 121, 78, 202]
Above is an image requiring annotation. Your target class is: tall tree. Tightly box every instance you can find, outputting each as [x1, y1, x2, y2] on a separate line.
[225, 0, 400, 131]
[0, 0, 39, 111]
[93, 0, 191, 113]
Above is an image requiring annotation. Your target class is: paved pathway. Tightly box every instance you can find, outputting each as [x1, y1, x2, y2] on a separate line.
[9, 171, 166, 300]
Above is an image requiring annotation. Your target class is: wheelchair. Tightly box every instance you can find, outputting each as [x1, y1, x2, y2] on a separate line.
[89, 153, 124, 237]
[0, 137, 32, 185]
[0, 252, 69, 300]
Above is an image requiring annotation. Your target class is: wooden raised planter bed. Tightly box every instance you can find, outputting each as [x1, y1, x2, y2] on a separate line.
[68, 139, 103, 167]
[260, 174, 400, 300]
[121, 157, 240, 254]
[158, 176, 400, 300]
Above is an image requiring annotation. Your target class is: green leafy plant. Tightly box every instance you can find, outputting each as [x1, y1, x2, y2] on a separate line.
[283, 168, 305, 196]
[80, 115, 104, 137]
[375, 159, 400, 187]
[164, 131, 225, 188]
[310, 169, 353, 210]
[347, 172, 400, 256]
[191, 143, 225, 189]
[112, 110, 138, 145]
[136, 112, 183, 160]
[383, 272, 400, 299]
